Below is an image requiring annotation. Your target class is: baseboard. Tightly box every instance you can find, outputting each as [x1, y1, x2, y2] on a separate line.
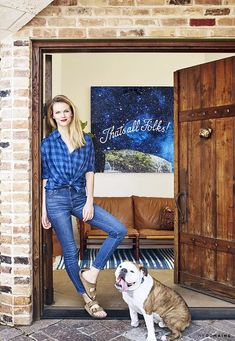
[41, 307, 235, 320]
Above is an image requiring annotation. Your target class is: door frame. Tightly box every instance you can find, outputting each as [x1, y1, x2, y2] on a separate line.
[32, 39, 235, 320]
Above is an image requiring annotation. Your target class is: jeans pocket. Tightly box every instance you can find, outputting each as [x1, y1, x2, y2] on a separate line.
[47, 189, 58, 198]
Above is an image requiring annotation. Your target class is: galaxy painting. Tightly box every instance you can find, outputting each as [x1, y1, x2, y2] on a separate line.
[91, 86, 174, 173]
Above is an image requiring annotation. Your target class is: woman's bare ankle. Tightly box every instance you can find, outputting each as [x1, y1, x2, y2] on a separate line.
[83, 267, 99, 284]
[82, 293, 91, 304]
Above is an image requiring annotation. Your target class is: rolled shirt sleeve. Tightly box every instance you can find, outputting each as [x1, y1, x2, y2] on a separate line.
[41, 142, 49, 179]
[86, 135, 96, 173]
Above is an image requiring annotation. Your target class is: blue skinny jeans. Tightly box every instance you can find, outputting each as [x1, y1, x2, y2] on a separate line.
[46, 186, 127, 295]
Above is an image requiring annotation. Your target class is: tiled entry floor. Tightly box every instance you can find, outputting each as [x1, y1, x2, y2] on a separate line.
[52, 269, 235, 309]
[1, 319, 235, 340]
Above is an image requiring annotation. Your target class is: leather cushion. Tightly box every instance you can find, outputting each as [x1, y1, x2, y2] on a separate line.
[138, 229, 174, 238]
[133, 196, 174, 230]
[91, 196, 134, 229]
[85, 227, 139, 237]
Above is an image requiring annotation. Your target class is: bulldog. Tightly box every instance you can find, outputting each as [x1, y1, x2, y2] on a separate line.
[115, 261, 191, 341]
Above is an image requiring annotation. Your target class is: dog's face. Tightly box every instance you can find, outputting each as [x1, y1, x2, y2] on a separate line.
[115, 261, 148, 292]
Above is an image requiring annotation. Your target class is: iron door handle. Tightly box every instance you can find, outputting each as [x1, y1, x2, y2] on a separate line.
[175, 191, 186, 224]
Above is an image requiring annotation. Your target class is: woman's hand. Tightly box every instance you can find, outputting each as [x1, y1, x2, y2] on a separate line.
[84, 172, 94, 222]
[42, 210, 52, 229]
[42, 179, 51, 229]
[82, 200, 94, 222]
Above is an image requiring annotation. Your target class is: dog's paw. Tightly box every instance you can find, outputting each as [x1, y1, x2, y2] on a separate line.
[160, 335, 167, 341]
[146, 336, 157, 341]
[158, 321, 166, 328]
[131, 321, 139, 327]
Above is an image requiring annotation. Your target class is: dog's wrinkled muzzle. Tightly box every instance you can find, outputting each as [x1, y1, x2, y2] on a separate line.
[115, 270, 136, 292]
[115, 276, 129, 292]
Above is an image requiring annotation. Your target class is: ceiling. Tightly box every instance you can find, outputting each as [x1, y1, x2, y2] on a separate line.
[0, 0, 53, 41]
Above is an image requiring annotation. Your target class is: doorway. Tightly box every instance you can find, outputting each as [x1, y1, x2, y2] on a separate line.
[32, 39, 235, 320]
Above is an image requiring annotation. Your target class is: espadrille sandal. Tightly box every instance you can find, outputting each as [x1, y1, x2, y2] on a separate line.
[79, 269, 97, 300]
[84, 300, 107, 319]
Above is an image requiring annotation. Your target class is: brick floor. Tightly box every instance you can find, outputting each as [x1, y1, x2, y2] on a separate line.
[0, 319, 234, 340]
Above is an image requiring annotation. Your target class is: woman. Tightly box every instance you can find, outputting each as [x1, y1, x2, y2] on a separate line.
[41, 95, 127, 318]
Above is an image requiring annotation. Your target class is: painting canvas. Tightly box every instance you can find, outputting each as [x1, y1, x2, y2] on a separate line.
[91, 86, 174, 173]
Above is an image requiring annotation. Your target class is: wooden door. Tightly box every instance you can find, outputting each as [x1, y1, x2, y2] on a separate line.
[42, 54, 54, 305]
[174, 56, 235, 302]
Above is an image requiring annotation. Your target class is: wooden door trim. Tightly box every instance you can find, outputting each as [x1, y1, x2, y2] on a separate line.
[32, 38, 235, 52]
[32, 43, 43, 320]
[32, 39, 235, 320]
[43, 54, 54, 305]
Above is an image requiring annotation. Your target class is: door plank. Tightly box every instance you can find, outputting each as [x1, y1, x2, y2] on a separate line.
[215, 58, 232, 106]
[200, 118, 216, 282]
[216, 118, 235, 288]
[200, 119, 216, 238]
[192, 245, 201, 277]
[185, 121, 202, 277]
[201, 62, 215, 109]
[186, 65, 201, 111]
[179, 122, 188, 234]
[216, 118, 234, 241]
[226, 254, 234, 286]
[180, 243, 187, 274]
[179, 69, 188, 112]
[217, 251, 234, 286]
[201, 248, 216, 281]
[188, 121, 202, 236]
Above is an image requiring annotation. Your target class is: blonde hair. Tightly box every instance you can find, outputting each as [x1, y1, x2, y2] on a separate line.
[47, 95, 85, 148]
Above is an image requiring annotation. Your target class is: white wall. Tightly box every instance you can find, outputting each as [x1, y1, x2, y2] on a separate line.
[204, 53, 235, 63]
[52, 52, 234, 198]
[52, 54, 62, 95]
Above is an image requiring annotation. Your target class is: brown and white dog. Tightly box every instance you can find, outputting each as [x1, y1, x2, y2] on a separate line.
[115, 261, 191, 341]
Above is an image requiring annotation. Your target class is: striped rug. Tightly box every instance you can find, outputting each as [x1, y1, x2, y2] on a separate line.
[53, 248, 174, 270]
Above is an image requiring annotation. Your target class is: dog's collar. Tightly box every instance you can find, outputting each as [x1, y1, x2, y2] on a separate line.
[126, 277, 145, 297]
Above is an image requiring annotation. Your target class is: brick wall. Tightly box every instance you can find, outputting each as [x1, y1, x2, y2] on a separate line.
[0, 38, 32, 326]
[1, 0, 235, 326]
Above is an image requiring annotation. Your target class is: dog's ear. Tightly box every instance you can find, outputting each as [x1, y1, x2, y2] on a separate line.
[138, 264, 148, 276]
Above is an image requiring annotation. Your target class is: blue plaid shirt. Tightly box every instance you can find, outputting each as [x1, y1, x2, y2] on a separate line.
[41, 129, 95, 190]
